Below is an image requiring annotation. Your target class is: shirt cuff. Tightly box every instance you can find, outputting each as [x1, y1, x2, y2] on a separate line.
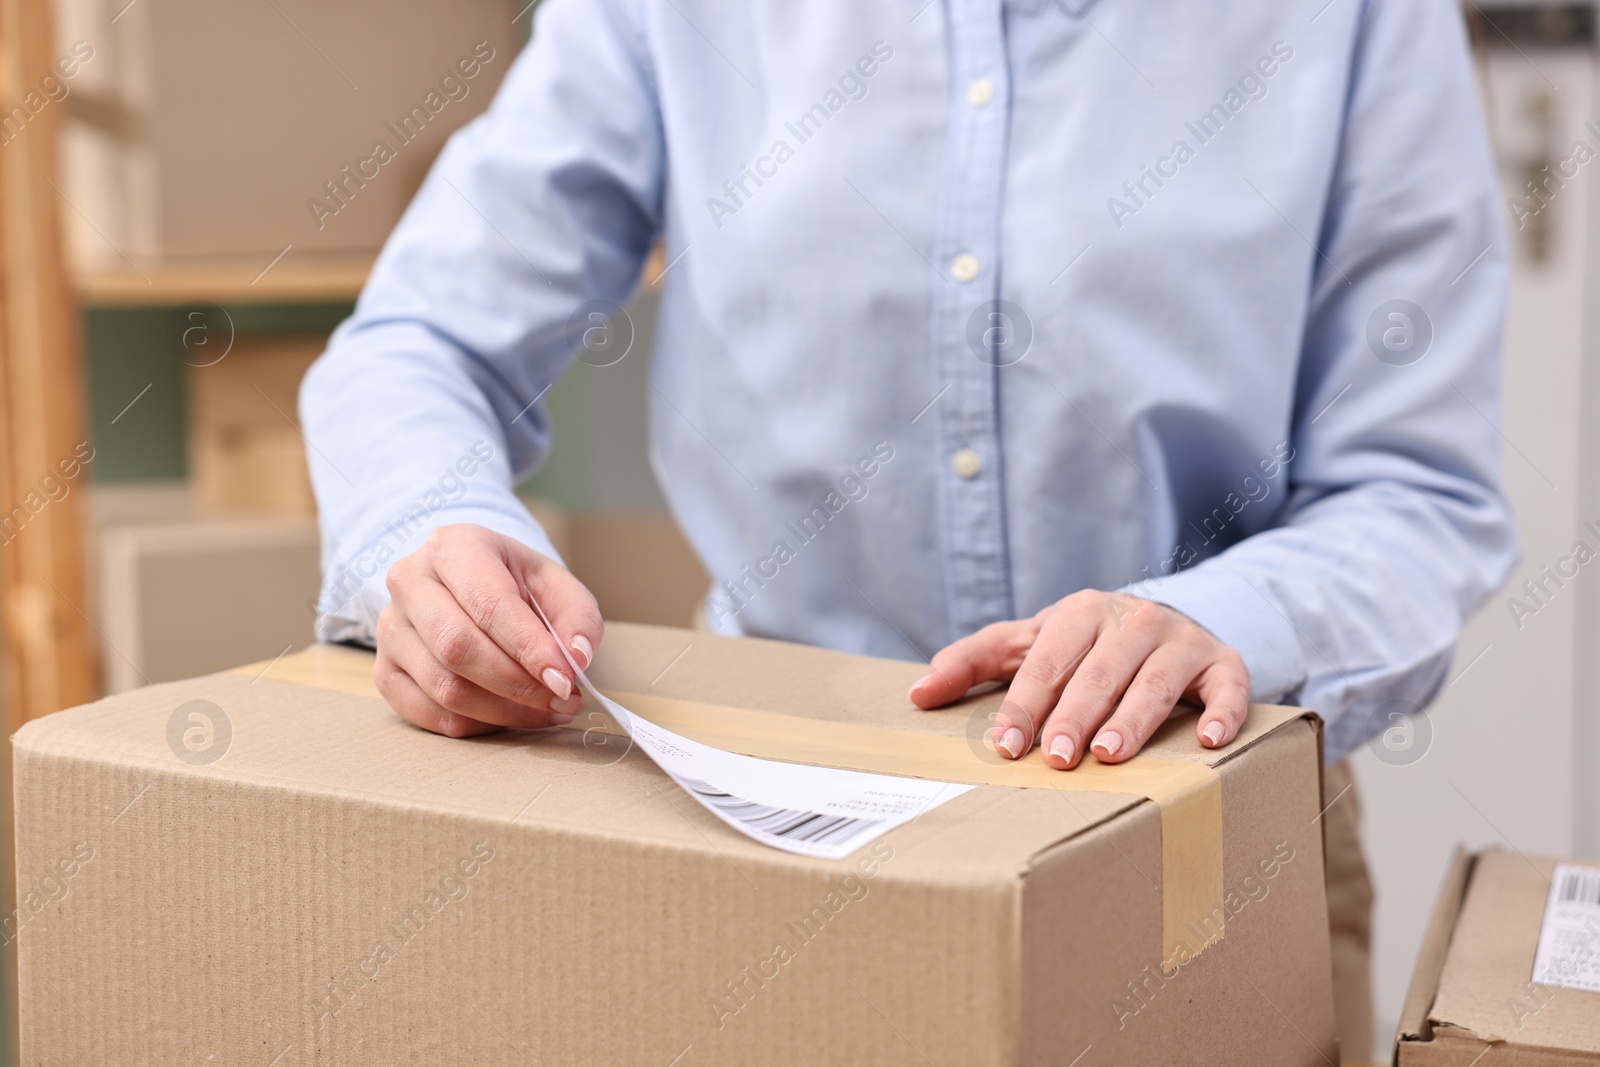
[1123, 564, 1309, 704]
[314, 503, 564, 647]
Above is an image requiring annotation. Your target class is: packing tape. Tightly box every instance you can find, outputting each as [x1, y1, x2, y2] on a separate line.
[236, 650, 1224, 968]
[608, 691, 1223, 971]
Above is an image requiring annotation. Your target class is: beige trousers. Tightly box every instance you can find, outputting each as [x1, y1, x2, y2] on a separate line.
[1322, 759, 1375, 1063]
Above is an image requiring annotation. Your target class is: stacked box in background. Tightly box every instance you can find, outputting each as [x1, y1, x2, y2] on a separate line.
[95, 517, 320, 692]
[55, 0, 521, 266]
[187, 335, 322, 516]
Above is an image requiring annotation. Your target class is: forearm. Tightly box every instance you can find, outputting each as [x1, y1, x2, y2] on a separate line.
[299, 0, 662, 643]
[301, 323, 561, 644]
[1131, 0, 1518, 761]
[1140, 477, 1516, 760]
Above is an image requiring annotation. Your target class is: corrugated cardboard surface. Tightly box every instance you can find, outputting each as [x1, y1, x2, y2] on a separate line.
[14, 623, 1335, 1064]
[241, 634, 1248, 970]
[1397, 847, 1475, 1060]
[1398, 849, 1600, 1066]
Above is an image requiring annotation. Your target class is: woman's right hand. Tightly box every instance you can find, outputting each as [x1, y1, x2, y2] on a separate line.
[374, 523, 604, 738]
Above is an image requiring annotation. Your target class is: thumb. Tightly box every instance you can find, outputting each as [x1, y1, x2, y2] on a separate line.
[909, 618, 1035, 708]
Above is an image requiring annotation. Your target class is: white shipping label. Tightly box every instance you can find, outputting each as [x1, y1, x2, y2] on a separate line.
[1531, 863, 1600, 992]
[527, 599, 972, 860]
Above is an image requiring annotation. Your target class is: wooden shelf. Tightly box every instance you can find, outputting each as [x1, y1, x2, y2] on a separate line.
[74, 253, 373, 307]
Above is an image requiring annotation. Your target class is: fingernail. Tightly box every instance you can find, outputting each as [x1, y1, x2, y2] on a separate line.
[1048, 735, 1075, 765]
[551, 693, 584, 716]
[549, 712, 576, 726]
[908, 673, 933, 697]
[1093, 730, 1123, 759]
[1202, 721, 1227, 747]
[541, 667, 573, 701]
[570, 634, 593, 670]
[995, 726, 1026, 760]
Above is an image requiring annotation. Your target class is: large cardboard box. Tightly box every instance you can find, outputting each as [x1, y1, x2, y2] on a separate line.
[14, 623, 1336, 1065]
[1396, 848, 1600, 1065]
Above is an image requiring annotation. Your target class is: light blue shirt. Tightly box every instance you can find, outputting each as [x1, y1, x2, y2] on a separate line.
[302, 0, 1517, 762]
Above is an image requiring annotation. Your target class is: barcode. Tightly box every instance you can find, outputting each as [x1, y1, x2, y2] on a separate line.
[678, 777, 882, 846]
[1558, 866, 1600, 906]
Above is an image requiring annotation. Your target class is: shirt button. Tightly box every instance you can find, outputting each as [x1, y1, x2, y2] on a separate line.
[952, 448, 983, 479]
[967, 78, 995, 107]
[950, 253, 980, 283]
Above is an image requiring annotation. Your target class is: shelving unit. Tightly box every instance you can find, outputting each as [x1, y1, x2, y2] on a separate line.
[0, 0, 661, 1054]
[75, 254, 372, 308]
[0, 2, 91, 1059]
[0, 0, 97, 731]
[0, 7, 387, 1055]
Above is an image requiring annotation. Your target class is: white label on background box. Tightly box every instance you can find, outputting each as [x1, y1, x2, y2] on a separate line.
[527, 599, 972, 860]
[1531, 863, 1600, 992]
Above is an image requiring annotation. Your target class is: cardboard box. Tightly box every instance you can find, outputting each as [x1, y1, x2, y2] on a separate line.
[96, 517, 319, 693]
[516, 499, 711, 627]
[56, 0, 520, 263]
[188, 335, 324, 516]
[563, 512, 711, 628]
[1396, 848, 1600, 1065]
[14, 623, 1336, 1065]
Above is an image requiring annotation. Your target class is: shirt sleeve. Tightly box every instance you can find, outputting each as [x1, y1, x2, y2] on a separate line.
[299, 0, 662, 645]
[1134, 0, 1519, 761]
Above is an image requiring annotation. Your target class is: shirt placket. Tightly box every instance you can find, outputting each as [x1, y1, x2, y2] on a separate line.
[933, 0, 1013, 640]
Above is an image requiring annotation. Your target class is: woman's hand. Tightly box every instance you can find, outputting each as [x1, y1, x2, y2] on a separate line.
[375, 524, 603, 738]
[909, 591, 1250, 768]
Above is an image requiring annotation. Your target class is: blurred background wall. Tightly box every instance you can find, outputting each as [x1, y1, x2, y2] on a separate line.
[1, 2, 1598, 1063]
[1350, 5, 1600, 1055]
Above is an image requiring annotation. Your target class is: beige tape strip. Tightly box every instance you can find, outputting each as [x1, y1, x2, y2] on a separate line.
[235, 650, 1224, 966]
[611, 691, 1223, 970]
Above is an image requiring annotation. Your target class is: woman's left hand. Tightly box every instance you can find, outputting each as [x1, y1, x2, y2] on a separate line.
[909, 591, 1251, 769]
